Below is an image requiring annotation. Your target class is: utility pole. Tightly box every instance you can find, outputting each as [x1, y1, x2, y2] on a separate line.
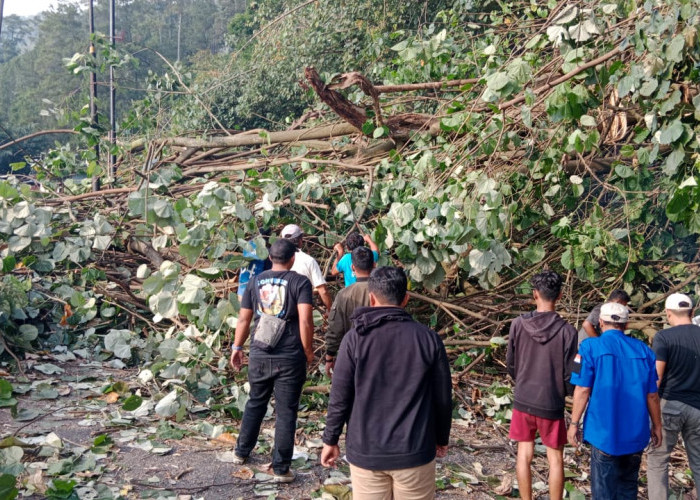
[108, 0, 116, 179]
[0, 0, 5, 42]
[89, 0, 100, 191]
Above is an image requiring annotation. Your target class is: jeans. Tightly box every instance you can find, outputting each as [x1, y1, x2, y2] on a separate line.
[235, 356, 306, 474]
[646, 399, 700, 500]
[590, 446, 642, 499]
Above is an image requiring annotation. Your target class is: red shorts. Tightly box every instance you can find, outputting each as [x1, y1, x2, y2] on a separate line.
[509, 408, 567, 448]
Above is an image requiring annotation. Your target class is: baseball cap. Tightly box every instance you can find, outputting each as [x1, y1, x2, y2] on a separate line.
[280, 224, 303, 239]
[600, 302, 629, 323]
[665, 293, 693, 310]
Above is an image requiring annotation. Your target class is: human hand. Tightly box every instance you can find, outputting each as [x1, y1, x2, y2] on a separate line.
[325, 359, 335, 379]
[305, 349, 314, 366]
[333, 243, 344, 257]
[321, 444, 340, 467]
[436, 445, 448, 458]
[230, 350, 244, 371]
[362, 234, 372, 244]
[567, 424, 581, 447]
[650, 425, 662, 448]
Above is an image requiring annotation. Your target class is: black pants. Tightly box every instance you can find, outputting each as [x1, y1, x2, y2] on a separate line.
[235, 356, 306, 474]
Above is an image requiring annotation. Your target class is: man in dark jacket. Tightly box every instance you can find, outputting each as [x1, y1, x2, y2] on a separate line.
[507, 270, 578, 500]
[320, 266, 452, 499]
[324, 246, 374, 378]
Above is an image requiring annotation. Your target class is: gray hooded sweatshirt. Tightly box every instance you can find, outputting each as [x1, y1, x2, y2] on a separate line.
[506, 311, 578, 419]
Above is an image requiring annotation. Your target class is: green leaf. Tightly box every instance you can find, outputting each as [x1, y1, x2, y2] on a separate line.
[639, 79, 658, 97]
[122, 395, 143, 411]
[522, 244, 546, 264]
[658, 119, 684, 145]
[486, 72, 510, 91]
[0, 380, 12, 400]
[1, 257, 16, 274]
[666, 35, 685, 62]
[104, 329, 133, 359]
[662, 149, 685, 176]
[0, 474, 18, 500]
[580, 115, 596, 127]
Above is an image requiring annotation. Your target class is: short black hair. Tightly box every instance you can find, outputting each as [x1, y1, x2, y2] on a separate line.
[530, 270, 562, 301]
[284, 235, 302, 248]
[345, 232, 365, 251]
[351, 246, 374, 272]
[609, 289, 630, 303]
[368, 266, 407, 305]
[268, 239, 296, 264]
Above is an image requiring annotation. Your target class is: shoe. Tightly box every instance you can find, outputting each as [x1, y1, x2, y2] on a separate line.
[271, 470, 295, 483]
[232, 453, 247, 465]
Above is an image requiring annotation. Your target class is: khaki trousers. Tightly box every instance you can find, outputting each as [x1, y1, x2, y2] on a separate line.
[349, 460, 436, 500]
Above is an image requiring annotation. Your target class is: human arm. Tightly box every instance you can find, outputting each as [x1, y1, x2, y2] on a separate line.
[230, 307, 253, 371]
[363, 233, 379, 253]
[433, 337, 453, 449]
[582, 320, 598, 338]
[567, 385, 591, 446]
[506, 321, 517, 380]
[564, 326, 579, 396]
[298, 302, 314, 365]
[655, 360, 667, 388]
[647, 392, 662, 448]
[331, 243, 344, 276]
[316, 283, 333, 311]
[321, 333, 356, 448]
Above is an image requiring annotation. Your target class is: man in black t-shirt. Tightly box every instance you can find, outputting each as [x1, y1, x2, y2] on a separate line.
[230, 238, 314, 483]
[647, 293, 700, 499]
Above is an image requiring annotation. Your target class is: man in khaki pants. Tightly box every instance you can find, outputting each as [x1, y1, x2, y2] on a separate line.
[320, 267, 452, 499]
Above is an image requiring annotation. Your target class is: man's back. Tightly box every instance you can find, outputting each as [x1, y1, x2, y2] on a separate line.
[326, 280, 369, 356]
[576, 330, 657, 454]
[324, 305, 452, 470]
[507, 311, 577, 419]
[290, 249, 325, 288]
[654, 324, 700, 409]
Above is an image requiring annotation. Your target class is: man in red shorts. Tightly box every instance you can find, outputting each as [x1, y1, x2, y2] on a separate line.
[506, 270, 578, 500]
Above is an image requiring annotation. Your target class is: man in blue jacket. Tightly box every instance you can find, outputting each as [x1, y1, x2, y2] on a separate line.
[568, 301, 662, 498]
[320, 266, 452, 499]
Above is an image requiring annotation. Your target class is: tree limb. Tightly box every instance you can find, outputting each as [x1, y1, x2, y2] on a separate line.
[0, 129, 79, 151]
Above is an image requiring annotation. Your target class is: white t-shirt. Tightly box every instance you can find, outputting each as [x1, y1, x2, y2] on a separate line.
[291, 250, 326, 288]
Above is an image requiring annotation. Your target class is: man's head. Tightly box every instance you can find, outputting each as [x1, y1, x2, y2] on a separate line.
[351, 246, 374, 278]
[599, 301, 629, 332]
[281, 224, 303, 248]
[664, 293, 693, 325]
[608, 289, 631, 305]
[368, 266, 408, 307]
[530, 270, 563, 303]
[268, 238, 297, 268]
[345, 232, 365, 252]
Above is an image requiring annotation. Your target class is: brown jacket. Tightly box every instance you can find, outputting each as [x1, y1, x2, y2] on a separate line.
[325, 278, 369, 356]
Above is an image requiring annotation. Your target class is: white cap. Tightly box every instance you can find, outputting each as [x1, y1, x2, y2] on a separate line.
[665, 293, 693, 311]
[280, 224, 303, 239]
[600, 302, 629, 323]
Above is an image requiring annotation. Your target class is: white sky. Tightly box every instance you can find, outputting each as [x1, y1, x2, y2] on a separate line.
[3, 0, 59, 17]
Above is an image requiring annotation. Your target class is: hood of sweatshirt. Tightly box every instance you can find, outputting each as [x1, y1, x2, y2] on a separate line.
[350, 306, 414, 335]
[518, 310, 569, 344]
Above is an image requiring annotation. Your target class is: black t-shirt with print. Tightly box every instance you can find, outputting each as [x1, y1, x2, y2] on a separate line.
[241, 270, 313, 359]
[653, 324, 700, 410]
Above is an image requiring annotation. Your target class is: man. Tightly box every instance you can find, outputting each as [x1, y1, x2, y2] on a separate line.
[321, 267, 452, 499]
[647, 293, 700, 500]
[229, 238, 314, 483]
[331, 231, 379, 287]
[568, 302, 662, 499]
[579, 289, 631, 345]
[506, 270, 578, 500]
[280, 224, 332, 312]
[325, 246, 374, 377]
[237, 228, 272, 300]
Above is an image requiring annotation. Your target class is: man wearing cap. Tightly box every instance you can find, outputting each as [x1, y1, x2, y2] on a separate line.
[280, 224, 332, 312]
[568, 302, 662, 498]
[647, 293, 700, 500]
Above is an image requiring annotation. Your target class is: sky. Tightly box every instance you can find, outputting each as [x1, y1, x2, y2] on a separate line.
[3, 0, 59, 17]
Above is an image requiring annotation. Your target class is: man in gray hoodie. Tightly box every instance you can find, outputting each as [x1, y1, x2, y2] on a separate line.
[506, 270, 578, 500]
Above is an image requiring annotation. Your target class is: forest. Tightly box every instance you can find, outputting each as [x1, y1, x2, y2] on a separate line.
[0, 0, 699, 497]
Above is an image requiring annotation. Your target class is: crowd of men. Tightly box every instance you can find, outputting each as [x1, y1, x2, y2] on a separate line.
[227, 225, 700, 499]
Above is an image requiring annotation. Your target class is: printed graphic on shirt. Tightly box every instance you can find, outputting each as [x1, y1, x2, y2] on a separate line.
[256, 277, 288, 317]
[572, 353, 582, 374]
